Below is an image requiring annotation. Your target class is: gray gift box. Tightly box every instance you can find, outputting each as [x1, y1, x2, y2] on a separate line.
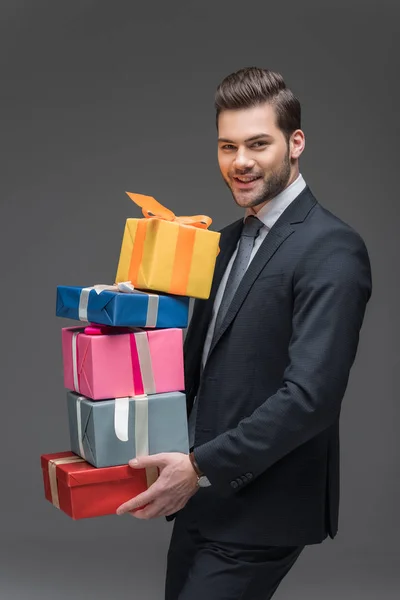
[66, 390, 189, 468]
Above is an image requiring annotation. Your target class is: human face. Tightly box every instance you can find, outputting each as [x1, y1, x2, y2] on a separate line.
[217, 102, 302, 212]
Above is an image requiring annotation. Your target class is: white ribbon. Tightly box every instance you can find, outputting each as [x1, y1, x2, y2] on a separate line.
[48, 456, 85, 509]
[114, 397, 130, 442]
[146, 466, 158, 487]
[71, 331, 82, 393]
[76, 397, 87, 459]
[113, 394, 149, 457]
[145, 294, 159, 328]
[78, 282, 159, 327]
[134, 331, 156, 394]
[113, 394, 158, 487]
[134, 395, 150, 457]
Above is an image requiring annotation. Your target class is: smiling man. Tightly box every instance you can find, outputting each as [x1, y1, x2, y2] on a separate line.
[218, 107, 300, 208]
[117, 67, 372, 600]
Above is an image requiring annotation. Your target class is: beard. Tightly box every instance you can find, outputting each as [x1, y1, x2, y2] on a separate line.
[225, 148, 292, 209]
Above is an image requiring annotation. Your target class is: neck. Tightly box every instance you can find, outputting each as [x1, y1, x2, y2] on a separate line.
[286, 164, 300, 187]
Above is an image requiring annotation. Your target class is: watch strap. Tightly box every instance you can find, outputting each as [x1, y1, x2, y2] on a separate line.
[189, 451, 203, 477]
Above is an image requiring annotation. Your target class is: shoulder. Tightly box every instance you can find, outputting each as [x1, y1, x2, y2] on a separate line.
[290, 191, 371, 288]
[301, 193, 369, 257]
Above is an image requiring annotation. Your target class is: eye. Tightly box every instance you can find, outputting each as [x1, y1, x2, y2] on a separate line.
[220, 144, 236, 151]
[250, 141, 268, 149]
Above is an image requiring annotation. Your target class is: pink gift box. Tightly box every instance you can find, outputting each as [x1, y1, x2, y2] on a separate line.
[61, 326, 184, 400]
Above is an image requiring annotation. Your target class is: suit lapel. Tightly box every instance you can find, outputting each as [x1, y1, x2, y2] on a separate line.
[207, 218, 243, 309]
[208, 224, 294, 356]
[208, 186, 317, 358]
[183, 218, 243, 370]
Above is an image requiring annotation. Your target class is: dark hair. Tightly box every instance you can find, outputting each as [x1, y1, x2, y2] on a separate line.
[215, 67, 301, 140]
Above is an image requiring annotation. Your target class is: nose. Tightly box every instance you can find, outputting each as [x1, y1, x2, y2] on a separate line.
[233, 148, 255, 171]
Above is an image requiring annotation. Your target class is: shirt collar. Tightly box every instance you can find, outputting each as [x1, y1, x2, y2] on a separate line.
[244, 173, 307, 230]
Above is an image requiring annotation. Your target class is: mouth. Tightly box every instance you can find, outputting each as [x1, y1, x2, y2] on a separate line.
[232, 175, 262, 189]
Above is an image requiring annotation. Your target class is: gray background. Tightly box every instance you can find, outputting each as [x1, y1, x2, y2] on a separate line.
[0, 1, 398, 598]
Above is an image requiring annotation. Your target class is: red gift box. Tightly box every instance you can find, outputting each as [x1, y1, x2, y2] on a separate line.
[41, 451, 158, 519]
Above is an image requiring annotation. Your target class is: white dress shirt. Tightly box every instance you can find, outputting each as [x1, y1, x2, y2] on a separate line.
[201, 173, 307, 369]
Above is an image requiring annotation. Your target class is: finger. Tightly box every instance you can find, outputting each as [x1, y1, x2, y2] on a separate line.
[130, 501, 166, 520]
[129, 453, 168, 469]
[129, 507, 153, 520]
[130, 496, 185, 520]
[116, 490, 156, 515]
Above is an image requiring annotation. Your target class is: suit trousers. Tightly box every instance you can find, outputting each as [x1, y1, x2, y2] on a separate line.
[165, 508, 304, 600]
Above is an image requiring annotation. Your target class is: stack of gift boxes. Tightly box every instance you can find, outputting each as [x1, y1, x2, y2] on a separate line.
[41, 193, 220, 519]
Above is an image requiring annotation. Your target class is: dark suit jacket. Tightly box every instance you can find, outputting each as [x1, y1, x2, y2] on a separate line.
[167, 186, 372, 546]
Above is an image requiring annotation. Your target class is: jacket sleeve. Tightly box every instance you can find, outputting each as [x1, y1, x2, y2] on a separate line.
[193, 228, 372, 496]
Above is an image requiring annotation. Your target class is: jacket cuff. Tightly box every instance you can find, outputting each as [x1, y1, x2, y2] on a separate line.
[193, 440, 255, 496]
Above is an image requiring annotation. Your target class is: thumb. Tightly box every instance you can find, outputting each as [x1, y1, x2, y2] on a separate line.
[128, 454, 166, 469]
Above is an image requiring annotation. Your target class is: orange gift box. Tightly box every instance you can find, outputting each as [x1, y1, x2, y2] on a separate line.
[115, 193, 221, 300]
[41, 451, 158, 519]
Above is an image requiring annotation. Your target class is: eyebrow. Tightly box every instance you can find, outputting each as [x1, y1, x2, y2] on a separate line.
[218, 133, 274, 143]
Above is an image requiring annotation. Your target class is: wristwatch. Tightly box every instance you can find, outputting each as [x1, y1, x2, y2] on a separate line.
[189, 451, 211, 487]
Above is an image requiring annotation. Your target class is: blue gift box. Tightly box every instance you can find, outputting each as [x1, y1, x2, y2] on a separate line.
[56, 285, 189, 328]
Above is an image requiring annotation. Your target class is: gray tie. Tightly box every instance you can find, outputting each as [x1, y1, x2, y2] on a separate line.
[213, 215, 263, 335]
[187, 215, 263, 450]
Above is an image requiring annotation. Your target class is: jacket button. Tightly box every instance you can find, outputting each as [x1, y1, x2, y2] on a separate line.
[236, 478, 244, 486]
[245, 472, 253, 479]
[230, 481, 238, 489]
[240, 475, 248, 484]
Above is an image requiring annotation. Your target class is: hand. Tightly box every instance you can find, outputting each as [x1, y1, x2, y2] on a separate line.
[116, 452, 199, 519]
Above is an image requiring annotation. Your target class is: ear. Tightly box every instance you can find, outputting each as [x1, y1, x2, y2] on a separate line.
[289, 129, 305, 160]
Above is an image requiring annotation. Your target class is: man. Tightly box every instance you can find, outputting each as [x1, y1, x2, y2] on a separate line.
[117, 67, 372, 599]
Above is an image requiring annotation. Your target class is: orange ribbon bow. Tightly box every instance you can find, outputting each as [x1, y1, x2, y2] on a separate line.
[125, 192, 213, 230]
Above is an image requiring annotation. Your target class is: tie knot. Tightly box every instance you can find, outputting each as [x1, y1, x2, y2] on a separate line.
[242, 215, 263, 239]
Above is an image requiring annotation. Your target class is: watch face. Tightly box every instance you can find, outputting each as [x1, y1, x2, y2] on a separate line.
[198, 475, 211, 487]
